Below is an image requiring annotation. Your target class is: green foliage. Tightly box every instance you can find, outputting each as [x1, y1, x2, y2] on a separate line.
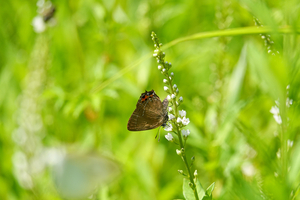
[1, 0, 300, 199]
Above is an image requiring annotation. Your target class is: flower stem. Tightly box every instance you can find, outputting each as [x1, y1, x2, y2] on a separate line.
[151, 31, 199, 200]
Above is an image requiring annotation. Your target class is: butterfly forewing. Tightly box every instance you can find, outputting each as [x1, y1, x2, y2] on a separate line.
[127, 90, 168, 131]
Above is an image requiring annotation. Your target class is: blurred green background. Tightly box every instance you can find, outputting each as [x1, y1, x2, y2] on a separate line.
[1, 0, 300, 199]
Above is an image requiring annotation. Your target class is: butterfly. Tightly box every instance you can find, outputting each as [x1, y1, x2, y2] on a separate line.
[127, 90, 168, 131]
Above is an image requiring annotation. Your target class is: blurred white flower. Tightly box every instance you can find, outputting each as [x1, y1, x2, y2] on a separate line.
[286, 98, 293, 107]
[167, 95, 171, 101]
[165, 133, 173, 141]
[173, 84, 177, 89]
[163, 79, 167, 83]
[168, 114, 175, 120]
[164, 86, 169, 91]
[270, 106, 279, 115]
[270, 106, 282, 124]
[179, 110, 186, 117]
[181, 117, 190, 126]
[241, 162, 256, 177]
[32, 16, 46, 33]
[273, 115, 282, 124]
[182, 129, 190, 137]
[168, 107, 172, 112]
[171, 94, 176, 99]
[164, 124, 172, 131]
[179, 96, 183, 102]
[158, 65, 162, 70]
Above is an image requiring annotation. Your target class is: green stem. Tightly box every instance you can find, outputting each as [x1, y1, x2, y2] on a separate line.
[167, 78, 199, 200]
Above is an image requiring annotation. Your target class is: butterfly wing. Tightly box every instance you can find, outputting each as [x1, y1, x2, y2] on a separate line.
[127, 94, 167, 131]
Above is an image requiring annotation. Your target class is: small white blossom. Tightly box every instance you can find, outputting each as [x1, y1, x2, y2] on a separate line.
[168, 114, 175, 120]
[179, 110, 186, 117]
[182, 129, 190, 137]
[176, 149, 181, 155]
[163, 79, 167, 83]
[32, 16, 46, 33]
[181, 117, 190, 125]
[270, 106, 280, 115]
[273, 115, 282, 124]
[176, 88, 179, 93]
[162, 68, 166, 72]
[173, 84, 177, 89]
[167, 95, 171, 101]
[169, 76, 172, 80]
[164, 86, 169, 91]
[171, 94, 176, 99]
[153, 53, 158, 57]
[194, 170, 198, 176]
[158, 65, 162, 70]
[276, 149, 281, 158]
[168, 107, 172, 112]
[170, 72, 174, 76]
[288, 140, 294, 148]
[164, 124, 173, 131]
[241, 162, 255, 177]
[177, 117, 182, 123]
[165, 133, 173, 141]
[286, 98, 293, 107]
[179, 96, 183, 102]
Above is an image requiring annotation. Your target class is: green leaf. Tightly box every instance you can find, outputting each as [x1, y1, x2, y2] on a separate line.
[183, 178, 205, 200]
[206, 182, 215, 196]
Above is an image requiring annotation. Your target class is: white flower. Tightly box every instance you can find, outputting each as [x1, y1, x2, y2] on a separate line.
[286, 98, 293, 107]
[169, 76, 172, 80]
[270, 106, 280, 115]
[182, 129, 190, 137]
[164, 124, 173, 131]
[163, 79, 167, 83]
[168, 107, 172, 112]
[171, 94, 176, 99]
[176, 88, 179, 93]
[164, 86, 169, 91]
[168, 114, 175, 120]
[273, 115, 282, 124]
[179, 110, 186, 117]
[181, 117, 190, 125]
[170, 72, 174, 76]
[194, 170, 198, 176]
[241, 162, 255, 177]
[270, 106, 282, 124]
[32, 16, 46, 33]
[162, 68, 166, 72]
[165, 133, 173, 141]
[167, 95, 171, 101]
[276, 149, 281, 158]
[179, 96, 183, 102]
[176, 149, 181, 155]
[173, 84, 177, 89]
[288, 140, 294, 148]
[177, 117, 182, 123]
[158, 65, 162, 70]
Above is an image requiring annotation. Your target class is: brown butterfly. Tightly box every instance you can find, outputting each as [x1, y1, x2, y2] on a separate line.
[127, 90, 168, 131]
